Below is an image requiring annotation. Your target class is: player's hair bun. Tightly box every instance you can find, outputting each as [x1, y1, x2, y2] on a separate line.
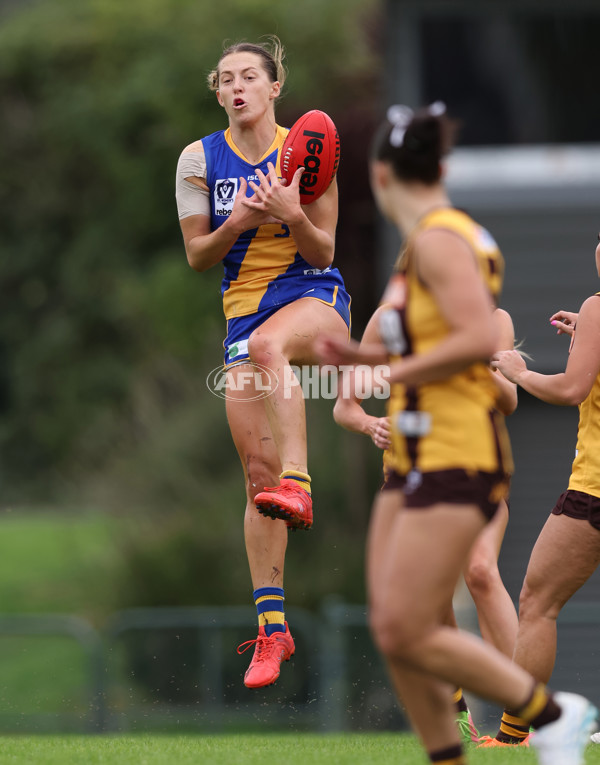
[403, 113, 443, 154]
[373, 102, 457, 185]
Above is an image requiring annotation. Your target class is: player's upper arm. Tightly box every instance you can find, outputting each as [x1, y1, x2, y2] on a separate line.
[562, 295, 600, 404]
[493, 308, 515, 352]
[176, 140, 211, 219]
[491, 308, 518, 415]
[416, 229, 497, 357]
[362, 305, 388, 346]
[176, 140, 213, 246]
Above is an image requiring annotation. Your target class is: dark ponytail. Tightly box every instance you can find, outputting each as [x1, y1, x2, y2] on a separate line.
[372, 102, 457, 185]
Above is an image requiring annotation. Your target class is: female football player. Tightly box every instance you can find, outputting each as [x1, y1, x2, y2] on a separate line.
[333, 305, 519, 744]
[175, 37, 350, 689]
[317, 103, 595, 765]
[488, 236, 600, 747]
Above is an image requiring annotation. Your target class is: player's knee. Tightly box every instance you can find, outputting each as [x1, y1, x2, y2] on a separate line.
[369, 605, 418, 660]
[248, 330, 281, 367]
[465, 557, 496, 598]
[518, 578, 561, 623]
[518, 581, 540, 622]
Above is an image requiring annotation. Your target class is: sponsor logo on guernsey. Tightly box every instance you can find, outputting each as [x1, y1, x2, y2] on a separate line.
[214, 177, 238, 216]
[303, 266, 331, 275]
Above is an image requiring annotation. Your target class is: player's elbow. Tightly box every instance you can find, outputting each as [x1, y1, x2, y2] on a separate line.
[561, 383, 590, 407]
[332, 400, 344, 425]
[497, 394, 518, 417]
[299, 235, 335, 271]
[333, 398, 350, 428]
[187, 258, 209, 273]
[185, 246, 211, 272]
[308, 248, 335, 271]
[321, 244, 335, 268]
[472, 332, 497, 364]
[461, 320, 497, 365]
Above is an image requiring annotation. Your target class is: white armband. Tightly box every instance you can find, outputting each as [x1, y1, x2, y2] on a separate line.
[379, 307, 407, 356]
[175, 144, 210, 219]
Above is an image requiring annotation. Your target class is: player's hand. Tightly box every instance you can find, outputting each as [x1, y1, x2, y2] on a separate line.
[314, 335, 362, 367]
[491, 349, 527, 384]
[228, 177, 279, 233]
[549, 310, 578, 336]
[367, 416, 392, 450]
[242, 162, 304, 225]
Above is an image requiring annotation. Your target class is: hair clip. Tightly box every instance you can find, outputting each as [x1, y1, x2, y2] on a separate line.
[387, 104, 414, 148]
[427, 101, 446, 116]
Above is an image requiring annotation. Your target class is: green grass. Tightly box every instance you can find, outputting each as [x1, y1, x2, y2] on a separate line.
[0, 509, 121, 616]
[0, 734, 600, 764]
[0, 510, 121, 718]
[0, 636, 88, 714]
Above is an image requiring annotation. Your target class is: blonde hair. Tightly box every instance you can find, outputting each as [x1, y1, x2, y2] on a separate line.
[207, 36, 287, 93]
[513, 338, 533, 361]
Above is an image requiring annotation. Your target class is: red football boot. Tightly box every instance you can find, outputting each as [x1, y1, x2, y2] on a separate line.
[254, 479, 313, 530]
[237, 622, 295, 688]
[477, 734, 530, 748]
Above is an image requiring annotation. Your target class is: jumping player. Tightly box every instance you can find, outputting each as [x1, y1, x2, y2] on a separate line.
[175, 37, 350, 689]
[486, 235, 600, 748]
[317, 103, 596, 765]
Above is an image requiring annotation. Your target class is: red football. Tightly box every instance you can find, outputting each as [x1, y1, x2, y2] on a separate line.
[281, 110, 340, 205]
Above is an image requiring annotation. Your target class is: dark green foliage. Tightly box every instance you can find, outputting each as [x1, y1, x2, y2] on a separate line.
[0, 0, 382, 612]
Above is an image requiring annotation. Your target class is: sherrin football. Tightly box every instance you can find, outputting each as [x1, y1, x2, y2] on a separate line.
[281, 110, 340, 205]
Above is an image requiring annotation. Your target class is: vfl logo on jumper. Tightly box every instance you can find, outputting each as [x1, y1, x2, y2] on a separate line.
[214, 178, 238, 216]
[298, 129, 339, 199]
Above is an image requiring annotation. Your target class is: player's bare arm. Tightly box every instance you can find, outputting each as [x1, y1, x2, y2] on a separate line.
[332, 305, 392, 449]
[180, 176, 277, 272]
[387, 230, 497, 386]
[491, 308, 518, 416]
[493, 295, 600, 405]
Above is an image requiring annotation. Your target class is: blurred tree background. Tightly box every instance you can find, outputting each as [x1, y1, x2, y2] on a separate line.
[0, 0, 384, 621]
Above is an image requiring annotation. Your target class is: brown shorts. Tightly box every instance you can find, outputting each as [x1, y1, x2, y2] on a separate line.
[551, 489, 600, 531]
[381, 468, 509, 521]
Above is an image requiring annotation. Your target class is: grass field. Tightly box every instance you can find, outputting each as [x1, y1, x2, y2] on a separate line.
[1, 733, 600, 764]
